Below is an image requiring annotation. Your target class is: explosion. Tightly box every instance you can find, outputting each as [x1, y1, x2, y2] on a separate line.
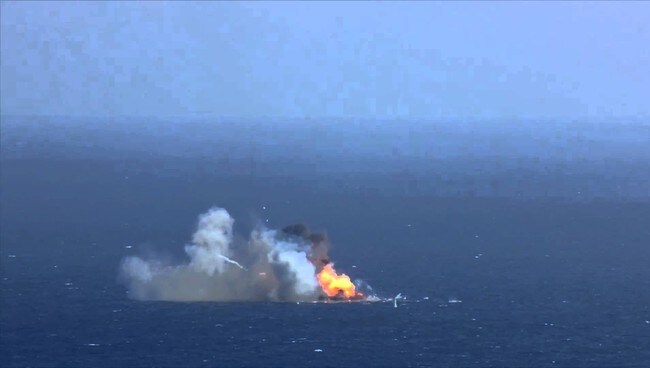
[317, 264, 362, 299]
[120, 207, 370, 302]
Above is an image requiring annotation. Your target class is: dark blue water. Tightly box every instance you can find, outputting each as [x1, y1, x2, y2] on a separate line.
[1, 119, 649, 367]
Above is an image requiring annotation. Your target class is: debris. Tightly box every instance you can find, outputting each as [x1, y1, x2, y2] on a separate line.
[394, 293, 402, 308]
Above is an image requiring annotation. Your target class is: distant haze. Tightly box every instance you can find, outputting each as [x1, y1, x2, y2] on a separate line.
[1, 1, 649, 120]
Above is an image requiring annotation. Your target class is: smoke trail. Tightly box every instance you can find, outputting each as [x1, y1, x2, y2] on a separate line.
[217, 255, 246, 270]
[120, 207, 357, 302]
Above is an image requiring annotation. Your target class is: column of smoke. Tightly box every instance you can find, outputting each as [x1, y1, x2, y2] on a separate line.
[120, 207, 366, 302]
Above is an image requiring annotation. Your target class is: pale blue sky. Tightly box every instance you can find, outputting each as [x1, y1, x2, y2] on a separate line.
[1, 1, 649, 120]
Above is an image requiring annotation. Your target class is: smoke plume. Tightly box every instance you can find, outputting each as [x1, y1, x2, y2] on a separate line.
[120, 207, 364, 302]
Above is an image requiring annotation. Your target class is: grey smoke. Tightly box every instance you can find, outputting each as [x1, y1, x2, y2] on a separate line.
[120, 207, 335, 302]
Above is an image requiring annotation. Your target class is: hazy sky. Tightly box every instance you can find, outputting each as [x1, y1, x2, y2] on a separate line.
[1, 1, 649, 120]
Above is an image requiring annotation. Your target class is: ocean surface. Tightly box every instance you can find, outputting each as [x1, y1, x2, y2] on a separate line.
[1, 117, 649, 367]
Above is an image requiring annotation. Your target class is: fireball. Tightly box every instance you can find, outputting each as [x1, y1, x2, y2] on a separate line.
[316, 263, 362, 299]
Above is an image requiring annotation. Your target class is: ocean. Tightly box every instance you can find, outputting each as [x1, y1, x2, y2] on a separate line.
[1, 117, 649, 367]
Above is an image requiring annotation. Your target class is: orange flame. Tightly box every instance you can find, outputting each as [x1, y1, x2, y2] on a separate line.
[316, 264, 362, 299]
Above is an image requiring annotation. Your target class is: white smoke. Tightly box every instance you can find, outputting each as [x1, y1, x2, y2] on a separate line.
[267, 238, 318, 295]
[184, 208, 235, 275]
[121, 257, 154, 282]
[120, 207, 322, 302]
